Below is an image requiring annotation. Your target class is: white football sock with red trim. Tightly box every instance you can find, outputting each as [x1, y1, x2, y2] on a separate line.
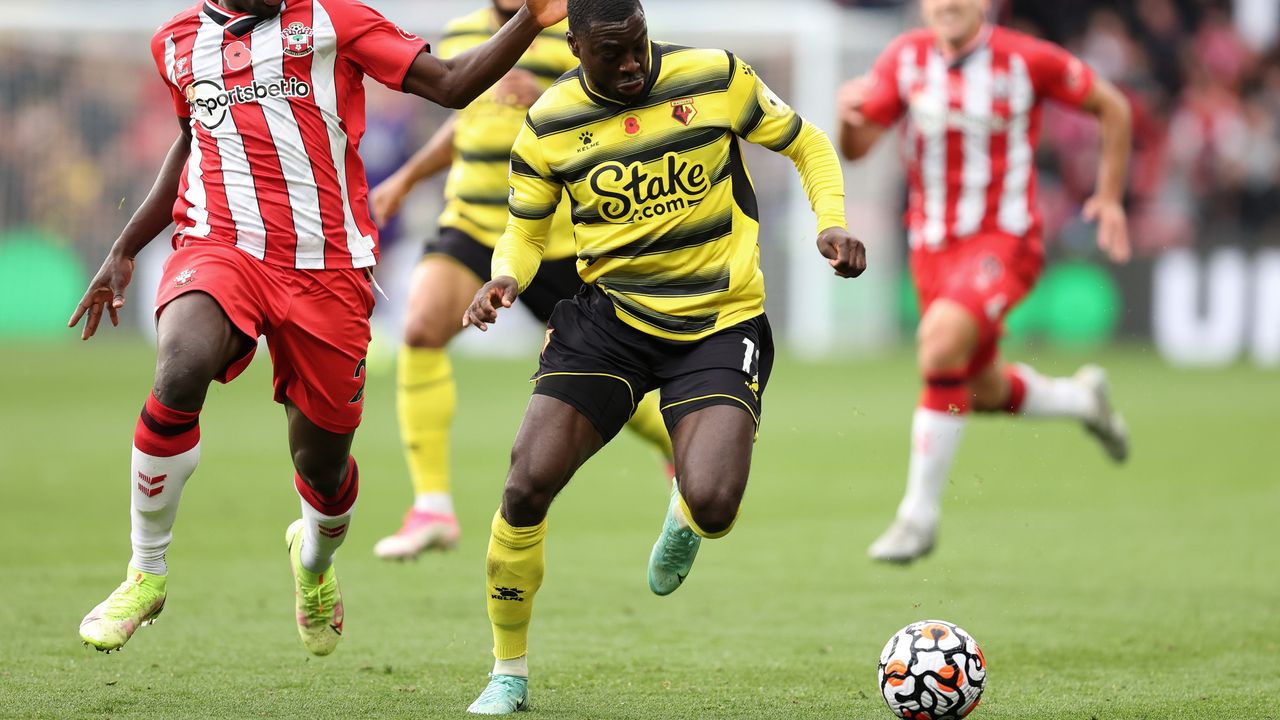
[294, 457, 359, 574]
[129, 394, 202, 575]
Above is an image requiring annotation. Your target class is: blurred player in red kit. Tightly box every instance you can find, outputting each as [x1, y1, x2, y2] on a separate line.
[838, 0, 1133, 563]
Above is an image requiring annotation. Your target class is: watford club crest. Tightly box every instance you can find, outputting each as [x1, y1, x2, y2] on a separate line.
[281, 22, 315, 57]
[670, 97, 697, 126]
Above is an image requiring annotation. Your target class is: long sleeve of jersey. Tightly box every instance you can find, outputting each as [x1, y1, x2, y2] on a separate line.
[776, 120, 848, 232]
[491, 120, 562, 290]
[728, 58, 848, 233]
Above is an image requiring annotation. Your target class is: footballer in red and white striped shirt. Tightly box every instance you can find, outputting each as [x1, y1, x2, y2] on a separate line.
[70, 0, 567, 656]
[838, 0, 1134, 564]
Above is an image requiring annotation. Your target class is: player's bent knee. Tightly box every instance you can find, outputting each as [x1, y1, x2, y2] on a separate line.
[403, 315, 459, 349]
[917, 304, 980, 374]
[152, 359, 215, 411]
[917, 329, 973, 374]
[679, 482, 741, 538]
[500, 480, 554, 526]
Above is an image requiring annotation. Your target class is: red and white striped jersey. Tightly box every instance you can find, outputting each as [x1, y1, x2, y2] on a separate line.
[860, 25, 1094, 251]
[150, 0, 428, 269]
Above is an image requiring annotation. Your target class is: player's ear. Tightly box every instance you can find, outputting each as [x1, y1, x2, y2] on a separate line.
[567, 30, 580, 59]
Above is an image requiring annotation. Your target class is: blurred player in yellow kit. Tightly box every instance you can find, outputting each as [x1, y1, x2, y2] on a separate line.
[369, 0, 673, 559]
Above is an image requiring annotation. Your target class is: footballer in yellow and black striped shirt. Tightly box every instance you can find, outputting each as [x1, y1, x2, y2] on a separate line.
[462, 0, 865, 710]
[368, 0, 676, 562]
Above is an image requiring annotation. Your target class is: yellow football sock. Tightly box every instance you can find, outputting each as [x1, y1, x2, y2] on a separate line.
[397, 346, 455, 497]
[486, 510, 546, 660]
[624, 391, 673, 461]
[678, 491, 738, 539]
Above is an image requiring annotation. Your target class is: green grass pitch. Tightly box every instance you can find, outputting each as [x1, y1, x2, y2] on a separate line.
[1, 339, 1276, 719]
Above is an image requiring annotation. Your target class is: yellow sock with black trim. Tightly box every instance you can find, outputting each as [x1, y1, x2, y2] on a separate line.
[624, 391, 674, 460]
[677, 492, 738, 539]
[397, 346, 455, 497]
[486, 510, 546, 660]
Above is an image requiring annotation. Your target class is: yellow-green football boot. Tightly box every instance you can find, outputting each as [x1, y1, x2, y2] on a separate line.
[285, 519, 343, 656]
[79, 567, 167, 652]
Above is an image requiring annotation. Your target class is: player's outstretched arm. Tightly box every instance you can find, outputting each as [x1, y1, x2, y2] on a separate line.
[370, 116, 457, 225]
[68, 123, 192, 340]
[401, 0, 566, 109]
[462, 277, 520, 331]
[1080, 76, 1133, 264]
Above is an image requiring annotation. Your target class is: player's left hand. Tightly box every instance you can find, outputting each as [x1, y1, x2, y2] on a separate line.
[1083, 195, 1131, 264]
[524, 0, 567, 27]
[463, 276, 520, 331]
[816, 227, 867, 278]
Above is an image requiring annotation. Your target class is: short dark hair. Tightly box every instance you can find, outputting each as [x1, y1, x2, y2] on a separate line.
[567, 0, 643, 38]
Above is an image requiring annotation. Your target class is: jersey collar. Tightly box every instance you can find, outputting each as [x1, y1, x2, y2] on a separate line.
[202, 0, 280, 38]
[938, 23, 992, 68]
[578, 41, 664, 108]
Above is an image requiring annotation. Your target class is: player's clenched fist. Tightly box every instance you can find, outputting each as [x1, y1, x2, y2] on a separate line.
[68, 252, 135, 341]
[816, 227, 868, 278]
[463, 276, 520, 331]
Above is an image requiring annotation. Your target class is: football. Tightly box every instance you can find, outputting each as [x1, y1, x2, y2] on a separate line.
[877, 620, 987, 719]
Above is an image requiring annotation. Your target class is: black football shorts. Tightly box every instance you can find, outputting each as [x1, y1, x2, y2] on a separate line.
[531, 286, 774, 441]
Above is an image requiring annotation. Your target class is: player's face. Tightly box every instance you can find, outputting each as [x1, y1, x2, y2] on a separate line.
[921, 0, 987, 47]
[221, 0, 284, 19]
[569, 10, 650, 103]
[492, 0, 523, 23]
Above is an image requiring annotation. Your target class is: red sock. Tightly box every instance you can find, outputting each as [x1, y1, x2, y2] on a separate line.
[294, 456, 359, 516]
[920, 373, 970, 415]
[295, 457, 359, 573]
[130, 393, 202, 574]
[135, 393, 201, 456]
[1004, 368, 1027, 414]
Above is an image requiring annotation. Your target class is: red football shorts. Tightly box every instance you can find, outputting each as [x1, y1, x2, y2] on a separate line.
[154, 241, 375, 434]
[909, 232, 1044, 375]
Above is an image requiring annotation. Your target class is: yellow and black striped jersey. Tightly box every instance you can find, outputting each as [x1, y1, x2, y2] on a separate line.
[492, 42, 848, 341]
[436, 9, 577, 257]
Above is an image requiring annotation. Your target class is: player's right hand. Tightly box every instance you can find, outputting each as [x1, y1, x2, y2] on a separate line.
[836, 75, 874, 127]
[462, 276, 519, 331]
[370, 175, 409, 226]
[68, 252, 135, 341]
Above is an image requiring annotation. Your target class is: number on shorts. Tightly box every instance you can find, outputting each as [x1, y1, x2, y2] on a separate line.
[348, 357, 367, 404]
[741, 338, 756, 374]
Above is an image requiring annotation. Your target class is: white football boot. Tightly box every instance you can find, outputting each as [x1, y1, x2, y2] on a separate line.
[867, 517, 937, 564]
[1075, 364, 1129, 463]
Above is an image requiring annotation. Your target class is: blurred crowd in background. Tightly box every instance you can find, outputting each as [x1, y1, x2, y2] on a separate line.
[1, 0, 1277, 348]
[1009, 0, 1280, 258]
